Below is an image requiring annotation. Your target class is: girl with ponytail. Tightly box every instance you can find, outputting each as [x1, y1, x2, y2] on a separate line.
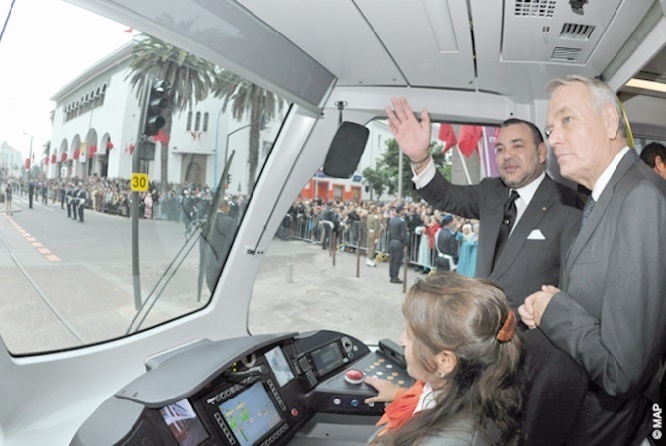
[365, 272, 523, 445]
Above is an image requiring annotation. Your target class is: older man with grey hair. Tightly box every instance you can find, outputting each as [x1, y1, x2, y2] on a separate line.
[520, 74, 666, 445]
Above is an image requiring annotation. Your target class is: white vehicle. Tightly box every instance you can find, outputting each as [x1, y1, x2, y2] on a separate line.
[0, 0, 664, 445]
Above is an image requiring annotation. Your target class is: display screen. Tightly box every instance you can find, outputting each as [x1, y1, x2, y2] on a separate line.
[220, 382, 283, 446]
[265, 346, 295, 387]
[159, 399, 209, 446]
[311, 342, 343, 376]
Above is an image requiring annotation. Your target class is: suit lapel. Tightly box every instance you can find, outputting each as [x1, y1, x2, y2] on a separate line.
[476, 184, 507, 278]
[492, 177, 555, 276]
[565, 151, 638, 275]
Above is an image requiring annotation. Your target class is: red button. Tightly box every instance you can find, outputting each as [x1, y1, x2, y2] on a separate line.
[344, 369, 364, 384]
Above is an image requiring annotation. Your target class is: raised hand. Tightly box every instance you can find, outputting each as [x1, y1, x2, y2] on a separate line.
[385, 97, 432, 162]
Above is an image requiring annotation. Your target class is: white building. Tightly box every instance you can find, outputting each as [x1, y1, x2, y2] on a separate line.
[46, 40, 450, 201]
[47, 41, 281, 194]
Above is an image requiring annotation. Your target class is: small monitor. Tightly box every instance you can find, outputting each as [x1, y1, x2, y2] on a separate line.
[310, 342, 344, 376]
[264, 346, 295, 387]
[219, 382, 284, 446]
[159, 399, 209, 446]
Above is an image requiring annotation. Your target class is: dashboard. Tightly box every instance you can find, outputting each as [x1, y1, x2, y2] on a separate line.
[70, 331, 412, 446]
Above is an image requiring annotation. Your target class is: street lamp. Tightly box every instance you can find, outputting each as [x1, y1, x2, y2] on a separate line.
[213, 105, 225, 191]
[22, 132, 33, 179]
[214, 112, 265, 192]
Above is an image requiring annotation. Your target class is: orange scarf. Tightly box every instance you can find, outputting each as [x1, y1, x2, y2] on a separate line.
[376, 381, 425, 433]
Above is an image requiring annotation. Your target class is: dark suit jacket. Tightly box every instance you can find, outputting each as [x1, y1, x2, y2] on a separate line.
[418, 171, 583, 309]
[388, 215, 408, 246]
[418, 171, 587, 445]
[540, 150, 666, 445]
[203, 211, 237, 292]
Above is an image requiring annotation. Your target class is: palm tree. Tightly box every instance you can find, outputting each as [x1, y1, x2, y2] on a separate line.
[126, 34, 217, 195]
[211, 70, 285, 195]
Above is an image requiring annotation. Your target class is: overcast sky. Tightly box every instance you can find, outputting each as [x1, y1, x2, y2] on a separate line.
[0, 0, 133, 157]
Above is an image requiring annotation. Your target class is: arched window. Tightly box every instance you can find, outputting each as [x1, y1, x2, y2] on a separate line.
[186, 111, 193, 131]
[203, 112, 209, 132]
[195, 111, 201, 131]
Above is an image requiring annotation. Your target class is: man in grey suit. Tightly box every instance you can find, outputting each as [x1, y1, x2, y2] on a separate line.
[520, 75, 666, 445]
[386, 99, 587, 445]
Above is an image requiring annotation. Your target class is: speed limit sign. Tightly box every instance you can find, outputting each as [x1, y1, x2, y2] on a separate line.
[131, 173, 149, 192]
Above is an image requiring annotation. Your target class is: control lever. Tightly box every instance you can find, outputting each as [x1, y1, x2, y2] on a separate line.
[223, 365, 268, 382]
[378, 338, 406, 368]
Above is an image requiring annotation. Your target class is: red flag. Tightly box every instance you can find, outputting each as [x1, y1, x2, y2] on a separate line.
[128, 143, 135, 155]
[457, 125, 482, 157]
[73, 149, 80, 159]
[61, 152, 67, 162]
[51, 154, 56, 164]
[438, 124, 457, 153]
[88, 145, 97, 158]
[154, 129, 170, 144]
[45, 157, 49, 165]
[106, 140, 114, 150]
[124, 27, 133, 33]
[25, 158, 30, 169]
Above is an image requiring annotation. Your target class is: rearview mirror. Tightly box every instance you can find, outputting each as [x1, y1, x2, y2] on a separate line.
[322, 122, 369, 178]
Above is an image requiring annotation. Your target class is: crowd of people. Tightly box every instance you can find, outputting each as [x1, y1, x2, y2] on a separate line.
[284, 197, 479, 277]
[1, 175, 248, 228]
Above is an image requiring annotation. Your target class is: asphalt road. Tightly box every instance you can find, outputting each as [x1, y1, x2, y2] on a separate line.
[0, 193, 407, 355]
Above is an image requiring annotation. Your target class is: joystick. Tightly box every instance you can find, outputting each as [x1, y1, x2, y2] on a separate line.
[344, 369, 365, 385]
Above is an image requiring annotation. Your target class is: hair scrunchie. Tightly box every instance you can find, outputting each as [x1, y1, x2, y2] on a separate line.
[496, 310, 517, 343]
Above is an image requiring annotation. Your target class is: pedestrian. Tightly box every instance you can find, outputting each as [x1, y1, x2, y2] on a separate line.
[5, 182, 13, 215]
[388, 205, 408, 284]
[639, 141, 666, 180]
[365, 205, 383, 267]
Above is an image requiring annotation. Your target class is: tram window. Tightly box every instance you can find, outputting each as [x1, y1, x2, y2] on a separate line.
[0, 0, 287, 355]
[249, 121, 500, 344]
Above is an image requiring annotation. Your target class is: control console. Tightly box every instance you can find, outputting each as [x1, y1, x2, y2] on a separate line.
[70, 331, 412, 446]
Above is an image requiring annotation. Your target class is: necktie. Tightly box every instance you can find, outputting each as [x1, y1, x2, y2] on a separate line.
[494, 190, 520, 268]
[581, 195, 596, 229]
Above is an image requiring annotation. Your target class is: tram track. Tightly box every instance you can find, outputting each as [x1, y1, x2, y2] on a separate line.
[0, 217, 87, 346]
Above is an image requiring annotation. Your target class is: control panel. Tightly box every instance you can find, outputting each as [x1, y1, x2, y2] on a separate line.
[70, 331, 412, 446]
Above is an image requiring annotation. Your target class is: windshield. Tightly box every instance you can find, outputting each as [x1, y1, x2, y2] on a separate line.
[249, 123, 500, 345]
[0, 0, 287, 355]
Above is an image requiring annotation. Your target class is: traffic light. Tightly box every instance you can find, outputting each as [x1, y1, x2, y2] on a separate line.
[144, 80, 170, 136]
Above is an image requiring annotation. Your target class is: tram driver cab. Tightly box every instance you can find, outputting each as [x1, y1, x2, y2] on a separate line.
[1, 0, 666, 445]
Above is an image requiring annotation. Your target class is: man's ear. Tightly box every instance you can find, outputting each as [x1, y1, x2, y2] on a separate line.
[537, 142, 548, 164]
[435, 350, 457, 377]
[603, 104, 621, 140]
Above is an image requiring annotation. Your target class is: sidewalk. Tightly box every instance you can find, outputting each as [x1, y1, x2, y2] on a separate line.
[250, 238, 424, 345]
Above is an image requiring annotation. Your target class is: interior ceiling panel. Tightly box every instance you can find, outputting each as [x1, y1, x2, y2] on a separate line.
[474, 0, 656, 103]
[73, 0, 666, 109]
[501, 0, 621, 64]
[239, 0, 406, 87]
[241, 0, 475, 90]
[355, 0, 475, 89]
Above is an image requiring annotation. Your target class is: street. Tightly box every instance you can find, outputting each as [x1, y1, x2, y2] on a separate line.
[0, 194, 406, 355]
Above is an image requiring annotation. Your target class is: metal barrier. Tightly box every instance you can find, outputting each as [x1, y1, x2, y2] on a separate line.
[283, 214, 439, 271]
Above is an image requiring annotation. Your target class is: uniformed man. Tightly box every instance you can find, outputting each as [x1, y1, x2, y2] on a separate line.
[388, 204, 408, 283]
[66, 183, 74, 219]
[202, 199, 237, 292]
[365, 205, 383, 267]
[76, 183, 88, 222]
